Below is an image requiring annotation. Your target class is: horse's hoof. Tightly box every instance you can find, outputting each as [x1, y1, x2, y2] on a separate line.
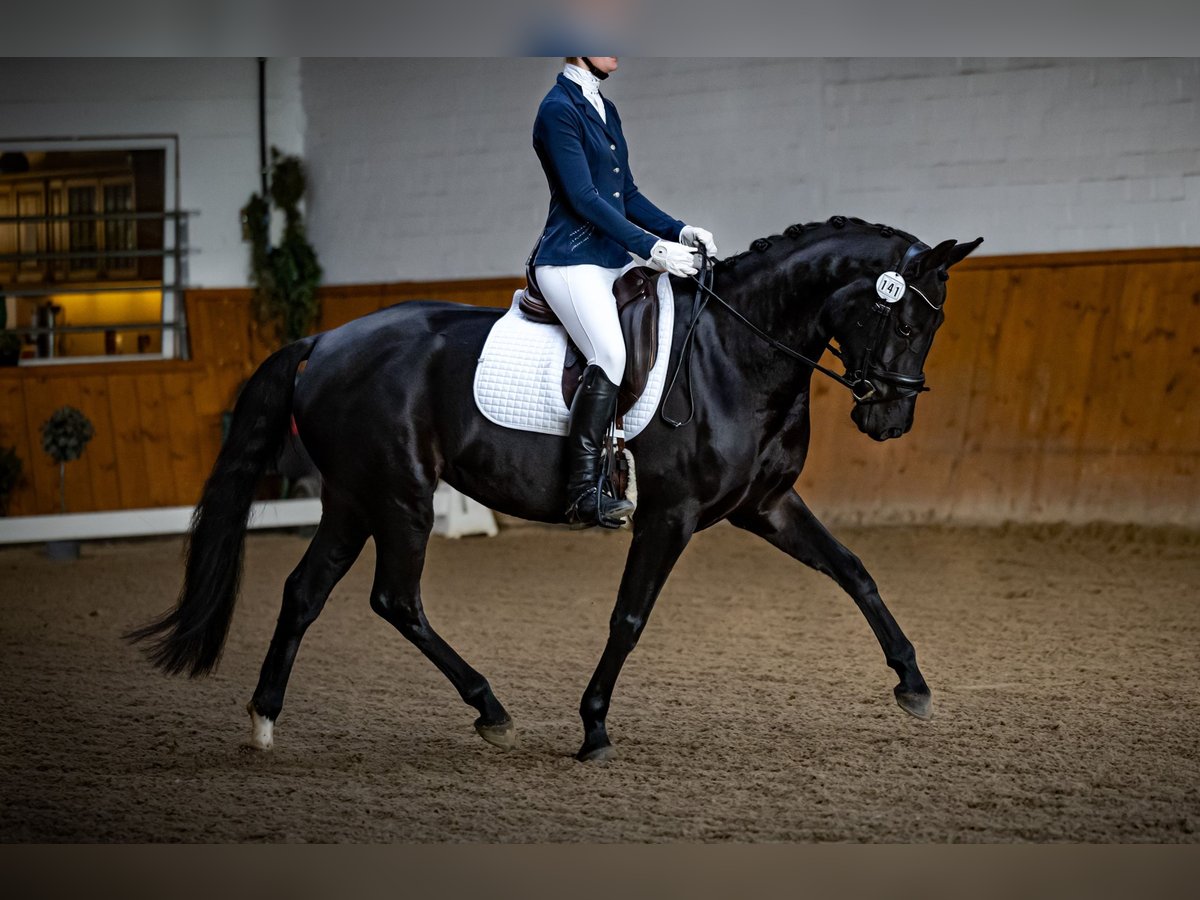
[895, 688, 933, 720]
[474, 717, 517, 750]
[246, 702, 274, 750]
[576, 743, 618, 763]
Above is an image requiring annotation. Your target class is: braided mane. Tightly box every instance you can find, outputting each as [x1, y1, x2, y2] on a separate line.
[716, 216, 918, 272]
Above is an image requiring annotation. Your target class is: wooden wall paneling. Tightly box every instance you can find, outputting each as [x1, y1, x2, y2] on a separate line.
[21, 374, 97, 514]
[57, 376, 97, 513]
[1103, 261, 1198, 522]
[1021, 263, 1110, 520]
[160, 371, 207, 507]
[320, 284, 386, 330]
[104, 374, 152, 509]
[188, 295, 256, 419]
[191, 292, 262, 372]
[20, 377, 63, 514]
[131, 375, 178, 507]
[1152, 263, 1200, 522]
[183, 291, 218, 365]
[188, 364, 235, 421]
[1, 255, 1196, 521]
[209, 295, 254, 372]
[74, 375, 122, 512]
[1045, 262, 1123, 521]
[939, 267, 1009, 521]
[1122, 263, 1180, 521]
[1074, 262, 1157, 519]
[966, 268, 1045, 519]
[0, 377, 38, 516]
[1132, 262, 1199, 452]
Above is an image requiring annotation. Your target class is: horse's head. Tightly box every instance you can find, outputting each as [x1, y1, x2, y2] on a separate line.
[825, 236, 983, 441]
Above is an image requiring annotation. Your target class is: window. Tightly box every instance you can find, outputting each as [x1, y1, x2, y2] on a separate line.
[0, 136, 187, 364]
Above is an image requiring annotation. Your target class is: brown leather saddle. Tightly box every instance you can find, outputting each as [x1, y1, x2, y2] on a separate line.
[519, 260, 661, 417]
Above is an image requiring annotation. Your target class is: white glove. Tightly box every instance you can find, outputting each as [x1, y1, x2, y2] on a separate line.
[679, 225, 719, 258]
[648, 240, 699, 277]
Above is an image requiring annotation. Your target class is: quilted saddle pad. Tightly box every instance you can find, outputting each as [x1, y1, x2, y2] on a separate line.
[473, 274, 675, 440]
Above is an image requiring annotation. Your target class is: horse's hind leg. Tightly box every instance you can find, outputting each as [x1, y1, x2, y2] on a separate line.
[731, 489, 932, 718]
[369, 496, 515, 750]
[246, 501, 367, 749]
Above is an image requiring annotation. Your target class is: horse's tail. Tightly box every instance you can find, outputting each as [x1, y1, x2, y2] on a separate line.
[126, 336, 318, 677]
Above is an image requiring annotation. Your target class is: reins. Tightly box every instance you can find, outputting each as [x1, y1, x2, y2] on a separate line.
[660, 243, 932, 428]
[692, 255, 857, 388]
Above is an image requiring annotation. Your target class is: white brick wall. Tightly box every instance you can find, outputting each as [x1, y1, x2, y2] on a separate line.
[3, 58, 1196, 287]
[302, 57, 1200, 284]
[0, 58, 303, 288]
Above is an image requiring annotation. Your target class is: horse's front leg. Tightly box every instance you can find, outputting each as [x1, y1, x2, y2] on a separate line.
[576, 514, 694, 762]
[731, 490, 932, 718]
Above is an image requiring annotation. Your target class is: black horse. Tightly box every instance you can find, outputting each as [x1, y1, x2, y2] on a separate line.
[130, 216, 982, 761]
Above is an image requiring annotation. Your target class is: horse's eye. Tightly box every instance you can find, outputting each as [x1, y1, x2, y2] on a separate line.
[897, 322, 914, 338]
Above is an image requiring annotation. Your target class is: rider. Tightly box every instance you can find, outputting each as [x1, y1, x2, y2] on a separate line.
[532, 56, 718, 528]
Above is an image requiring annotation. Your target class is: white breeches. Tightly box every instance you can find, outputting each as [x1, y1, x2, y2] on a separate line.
[535, 261, 635, 385]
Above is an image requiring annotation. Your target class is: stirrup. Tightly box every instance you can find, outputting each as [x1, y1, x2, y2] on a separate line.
[566, 483, 633, 531]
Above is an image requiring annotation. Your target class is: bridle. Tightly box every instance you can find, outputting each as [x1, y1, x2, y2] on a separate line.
[830, 239, 938, 404]
[661, 241, 937, 428]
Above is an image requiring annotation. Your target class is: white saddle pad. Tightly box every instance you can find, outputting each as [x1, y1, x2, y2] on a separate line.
[473, 274, 675, 440]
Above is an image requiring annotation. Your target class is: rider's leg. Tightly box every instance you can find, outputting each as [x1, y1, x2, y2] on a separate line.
[535, 263, 635, 528]
[535, 263, 628, 384]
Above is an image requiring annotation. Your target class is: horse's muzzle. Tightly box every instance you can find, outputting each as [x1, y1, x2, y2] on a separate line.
[851, 397, 915, 442]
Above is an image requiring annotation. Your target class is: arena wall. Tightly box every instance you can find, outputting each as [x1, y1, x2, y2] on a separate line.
[300, 57, 1200, 282]
[3, 246, 1195, 525]
[0, 58, 1196, 526]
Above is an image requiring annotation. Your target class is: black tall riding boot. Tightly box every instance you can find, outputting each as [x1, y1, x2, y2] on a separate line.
[565, 365, 635, 529]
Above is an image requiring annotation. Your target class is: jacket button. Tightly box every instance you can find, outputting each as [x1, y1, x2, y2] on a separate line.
[613, 167, 620, 174]
[610, 143, 617, 151]
[613, 191, 620, 198]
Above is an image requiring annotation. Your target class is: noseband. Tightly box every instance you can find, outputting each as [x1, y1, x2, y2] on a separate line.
[661, 243, 934, 427]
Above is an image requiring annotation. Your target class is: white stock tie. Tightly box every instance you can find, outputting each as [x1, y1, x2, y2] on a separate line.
[562, 62, 606, 123]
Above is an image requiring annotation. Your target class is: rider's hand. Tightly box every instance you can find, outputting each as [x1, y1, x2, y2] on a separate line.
[679, 225, 719, 258]
[648, 240, 700, 277]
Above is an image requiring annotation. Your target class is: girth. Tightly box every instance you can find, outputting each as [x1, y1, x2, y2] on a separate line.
[521, 261, 660, 418]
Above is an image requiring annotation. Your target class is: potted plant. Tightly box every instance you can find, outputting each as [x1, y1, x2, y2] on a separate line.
[40, 405, 94, 559]
[239, 150, 325, 509]
[0, 445, 22, 515]
[241, 147, 323, 347]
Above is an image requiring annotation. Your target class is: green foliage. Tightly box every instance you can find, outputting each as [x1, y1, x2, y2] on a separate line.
[241, 147, 323, 346]
[40, 405, 95, 464]
[0, 445, 22, 515]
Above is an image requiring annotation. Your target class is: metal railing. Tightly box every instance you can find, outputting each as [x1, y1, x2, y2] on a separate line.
[1, 207, 195, 361]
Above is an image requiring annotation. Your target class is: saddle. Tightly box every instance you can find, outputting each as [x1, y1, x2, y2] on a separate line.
[519, 261, 661, 418]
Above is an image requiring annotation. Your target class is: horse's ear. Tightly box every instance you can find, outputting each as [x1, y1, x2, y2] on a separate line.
[909, 236, 984, 276]
[943, 237, 984, 269]
[909, 239, 956, 276]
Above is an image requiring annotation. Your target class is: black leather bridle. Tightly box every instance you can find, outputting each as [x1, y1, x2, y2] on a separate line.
[827, 239, 936, 404]
[661, 241, 936, 428]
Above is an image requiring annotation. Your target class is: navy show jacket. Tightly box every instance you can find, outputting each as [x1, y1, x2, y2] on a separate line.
[532, 73, 685, 268]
